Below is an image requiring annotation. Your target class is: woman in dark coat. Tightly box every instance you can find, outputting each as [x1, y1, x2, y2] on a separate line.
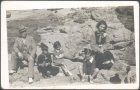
[90, 20, 114, 70]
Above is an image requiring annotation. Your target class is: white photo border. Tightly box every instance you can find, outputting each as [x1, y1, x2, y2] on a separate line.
[1, 1, 139, 89]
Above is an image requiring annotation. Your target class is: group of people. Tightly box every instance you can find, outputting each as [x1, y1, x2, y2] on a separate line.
[9, 20, 131, 84]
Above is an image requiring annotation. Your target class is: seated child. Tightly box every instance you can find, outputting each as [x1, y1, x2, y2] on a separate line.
[37, 43, 53, 78]
[52, 41, 72, 76]
[80, 48, 97, 83]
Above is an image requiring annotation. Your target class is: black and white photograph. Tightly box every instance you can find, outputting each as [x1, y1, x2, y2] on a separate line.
[1, 1, 139, 89]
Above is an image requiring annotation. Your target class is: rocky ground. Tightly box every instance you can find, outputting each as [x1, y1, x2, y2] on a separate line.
[7, 6, 136, 88]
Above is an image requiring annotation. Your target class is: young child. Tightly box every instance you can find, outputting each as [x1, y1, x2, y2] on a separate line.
[52, 41, 73, 76]
[81, 48, 97, 83]
[37, 43, 53, 78]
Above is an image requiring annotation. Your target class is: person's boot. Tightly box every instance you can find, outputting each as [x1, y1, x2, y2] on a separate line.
[9, 70, 16, 75]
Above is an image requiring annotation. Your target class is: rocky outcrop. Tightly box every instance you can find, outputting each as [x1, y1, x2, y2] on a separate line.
[115, 6, 134, 32]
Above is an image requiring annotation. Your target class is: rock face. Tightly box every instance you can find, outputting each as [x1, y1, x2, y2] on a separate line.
[115, 6, 134, 32]
[7, 7, 136, 84]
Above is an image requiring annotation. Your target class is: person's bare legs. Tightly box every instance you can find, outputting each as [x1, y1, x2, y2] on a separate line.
[61, 64, 72, 76]
[78, 64, 86, 82]
[92, 68, 100, 80]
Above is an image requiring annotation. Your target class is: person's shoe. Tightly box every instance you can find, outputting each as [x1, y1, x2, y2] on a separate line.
[28, 78, 33, 84]
[9, 70, 16, 75]
[66, 71, 73, 76]
[81, 78, 85, 82]
[89, 80, 94, 83]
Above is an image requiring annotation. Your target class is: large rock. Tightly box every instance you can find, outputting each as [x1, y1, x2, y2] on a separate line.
[67, 9, 90, 24]
[90, 7, 119, 22]
[115, 6, 134, 32]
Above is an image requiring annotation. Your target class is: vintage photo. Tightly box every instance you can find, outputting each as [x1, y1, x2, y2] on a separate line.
[1, 1, 139, 89]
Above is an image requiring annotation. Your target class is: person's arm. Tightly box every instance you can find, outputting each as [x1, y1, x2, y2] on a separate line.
[38, 54, 45, 67]
[90, 31, 100, 52]
[13, 38, 23, 59]
[56, 53, 64, 59]
[55, 49, 64, 59]
[90, 32, 96, 48]
[13, 38, 20, 53]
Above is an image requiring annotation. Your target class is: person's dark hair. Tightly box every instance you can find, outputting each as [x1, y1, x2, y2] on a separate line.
[96, 20, 107, 31]
[83, 48, 92, 56]
[40, 43, 48, 51]
[53, 41, 61, 49]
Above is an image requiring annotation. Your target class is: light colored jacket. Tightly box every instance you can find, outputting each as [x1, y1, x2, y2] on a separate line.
[13, 35, 36, 57]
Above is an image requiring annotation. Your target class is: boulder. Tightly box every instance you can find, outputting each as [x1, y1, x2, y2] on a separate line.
[67, 10, 90, 24]
[115, 6, 134, 32]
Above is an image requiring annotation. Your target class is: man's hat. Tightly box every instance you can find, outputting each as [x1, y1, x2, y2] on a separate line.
[40, 43, 48, 51]
[18, 25, 27, 33]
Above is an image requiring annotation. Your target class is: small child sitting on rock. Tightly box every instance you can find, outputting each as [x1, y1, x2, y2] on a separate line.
[52, 41, 73, 76]
[80, 48, 97, 83]
[37, 43, 54, 78]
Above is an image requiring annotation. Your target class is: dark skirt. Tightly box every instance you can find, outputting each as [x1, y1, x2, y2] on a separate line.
[96, 62, 113, 70]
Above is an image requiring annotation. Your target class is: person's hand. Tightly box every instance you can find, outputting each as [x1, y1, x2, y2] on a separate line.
[22, 60, 27, 65]
[18, 52, 23, 59]
[103, 33, 107, 37]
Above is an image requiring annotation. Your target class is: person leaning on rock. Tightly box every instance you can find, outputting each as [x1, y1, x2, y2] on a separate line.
[90, 20, 115, 76]
[9, 25, 37, 84]
[90, 20, 109, 52]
